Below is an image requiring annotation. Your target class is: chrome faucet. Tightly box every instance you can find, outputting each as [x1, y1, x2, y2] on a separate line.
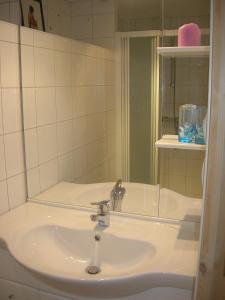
[90, 200, 110, 227]
[110, 179, 126, 212]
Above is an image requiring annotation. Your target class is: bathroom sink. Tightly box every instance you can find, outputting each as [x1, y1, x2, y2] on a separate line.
[11, 224, 155, 278]
[0, 203, 198, 298]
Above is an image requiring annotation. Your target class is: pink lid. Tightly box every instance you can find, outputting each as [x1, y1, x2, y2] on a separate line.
[178, 23, 201, 47]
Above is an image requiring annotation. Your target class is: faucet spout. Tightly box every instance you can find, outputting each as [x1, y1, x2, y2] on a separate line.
[90, 200, 110, 227]
[111, 179, 126, 212]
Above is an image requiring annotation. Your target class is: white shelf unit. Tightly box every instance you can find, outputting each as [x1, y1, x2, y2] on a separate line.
[157, 46, 210, 57]
[155, 135, 206, 151]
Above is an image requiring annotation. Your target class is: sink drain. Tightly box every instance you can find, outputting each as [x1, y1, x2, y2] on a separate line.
[86, 265, 101, 275]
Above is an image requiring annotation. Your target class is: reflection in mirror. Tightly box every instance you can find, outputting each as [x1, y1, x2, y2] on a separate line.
[159, 0, 210, 222]
[0, 0, 20, 25]
[21, 0, 210, 221]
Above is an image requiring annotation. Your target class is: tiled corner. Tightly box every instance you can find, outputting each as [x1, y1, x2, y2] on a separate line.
[7, 173, 27, 209]
[39, 159, 58, 191]
[0, 136, 6, 181]
[1, 88, 22, 133]
[0, 180, 9, 215]
[4, 132, 25, 178]
[22, 88, 37, 129]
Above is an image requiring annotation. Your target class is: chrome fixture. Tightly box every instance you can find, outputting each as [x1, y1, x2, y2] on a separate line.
[110, 179, 126, 212]
[90, 200, 110, 227]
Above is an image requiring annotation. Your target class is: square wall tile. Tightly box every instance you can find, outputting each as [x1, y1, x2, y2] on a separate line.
[86, 56, 97, 85]
[2, 88, 22, 133]
[37, 124, 57, 164]
[53, 35, 71, 52]
[0, 136, 6, 181]
[93, 14, 115, 38]
[36, 87, 56, 126]
[0, 180, 9, 215]
[72, 54, 86, 86]
[71, 0, 92, 17]
[0, 21, 18, 43]
[58, 152, 75, 182]
[76, 86, 95, 117]
[72, 40, 88, 55]
[21, 45, 35, 87]
[54, 51, 72, 86]
[93, 0, 115, 14]
[34, 30, 54, 49]
[186, 176, 202, 197]
[22, 88, 36, 129]
[186, 159, 203, 177]
[57, 120, 73, 155]
[0, 41, 20, 87]
[72, 16, 93, 39]
[39, 159, 58, 191]
[27, 168, 40, 198]
[9, 1, 20, 25]
[93, 37, 115, 49]
[24, 129, 38, 170]
[0, 5, 10, 24]
[74, 116, 88, 147]
[7, 173, 27, 209]
[74, 146, 88, 178]
[169, 158, 186, 176]
[55, 87, 73, 121]
[20, 27, 34, 46]
[34, 47, 55, 87]
[169, 174, 186, 195]
[4, 132, 25, 177]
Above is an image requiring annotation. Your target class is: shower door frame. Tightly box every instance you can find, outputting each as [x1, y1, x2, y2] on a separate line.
[115, 30, 163, 182]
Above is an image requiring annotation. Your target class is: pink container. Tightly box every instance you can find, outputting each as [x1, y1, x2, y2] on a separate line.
[178, 23, 201, 47]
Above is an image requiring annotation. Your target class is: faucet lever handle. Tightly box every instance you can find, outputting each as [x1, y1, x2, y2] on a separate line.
[91, 200, 110, 214]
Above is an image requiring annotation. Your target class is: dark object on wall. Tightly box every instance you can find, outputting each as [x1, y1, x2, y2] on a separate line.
[19, 0, 45, 31]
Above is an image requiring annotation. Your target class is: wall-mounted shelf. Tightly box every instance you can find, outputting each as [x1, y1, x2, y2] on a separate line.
[157, 46, 210, 57]
[155, 135, 206, 151]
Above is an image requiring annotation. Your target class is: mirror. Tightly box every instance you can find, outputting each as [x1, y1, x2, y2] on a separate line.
[21, 0, 210, 220]
[0, 0, 20, 25]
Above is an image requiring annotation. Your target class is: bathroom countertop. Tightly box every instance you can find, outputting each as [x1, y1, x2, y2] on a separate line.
[0, 202, 200, 297]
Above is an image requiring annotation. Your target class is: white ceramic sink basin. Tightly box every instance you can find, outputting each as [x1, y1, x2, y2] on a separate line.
[13, 224, 155, 279]
[0, 203, 199, 298]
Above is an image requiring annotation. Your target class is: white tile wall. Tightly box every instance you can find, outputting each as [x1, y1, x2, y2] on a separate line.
[160, 149, 205, 198]
[0, 1, 19, 25]
[118, 10, 210, 32]
[71, 0, 115, 48]
[2, 88, 22, 133]
[160, 44, 209, 208]
[0, 21, 27, 215]
[21, 26, 116, 197]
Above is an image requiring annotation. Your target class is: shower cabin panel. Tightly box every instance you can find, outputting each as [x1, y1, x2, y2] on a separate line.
[119, 35, 159, 185]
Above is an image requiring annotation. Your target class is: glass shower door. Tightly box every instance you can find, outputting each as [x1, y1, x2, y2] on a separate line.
[121, 36, 159, 185]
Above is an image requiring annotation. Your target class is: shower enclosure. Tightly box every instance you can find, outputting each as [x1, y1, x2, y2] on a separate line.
[115, 32, 160, 185]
